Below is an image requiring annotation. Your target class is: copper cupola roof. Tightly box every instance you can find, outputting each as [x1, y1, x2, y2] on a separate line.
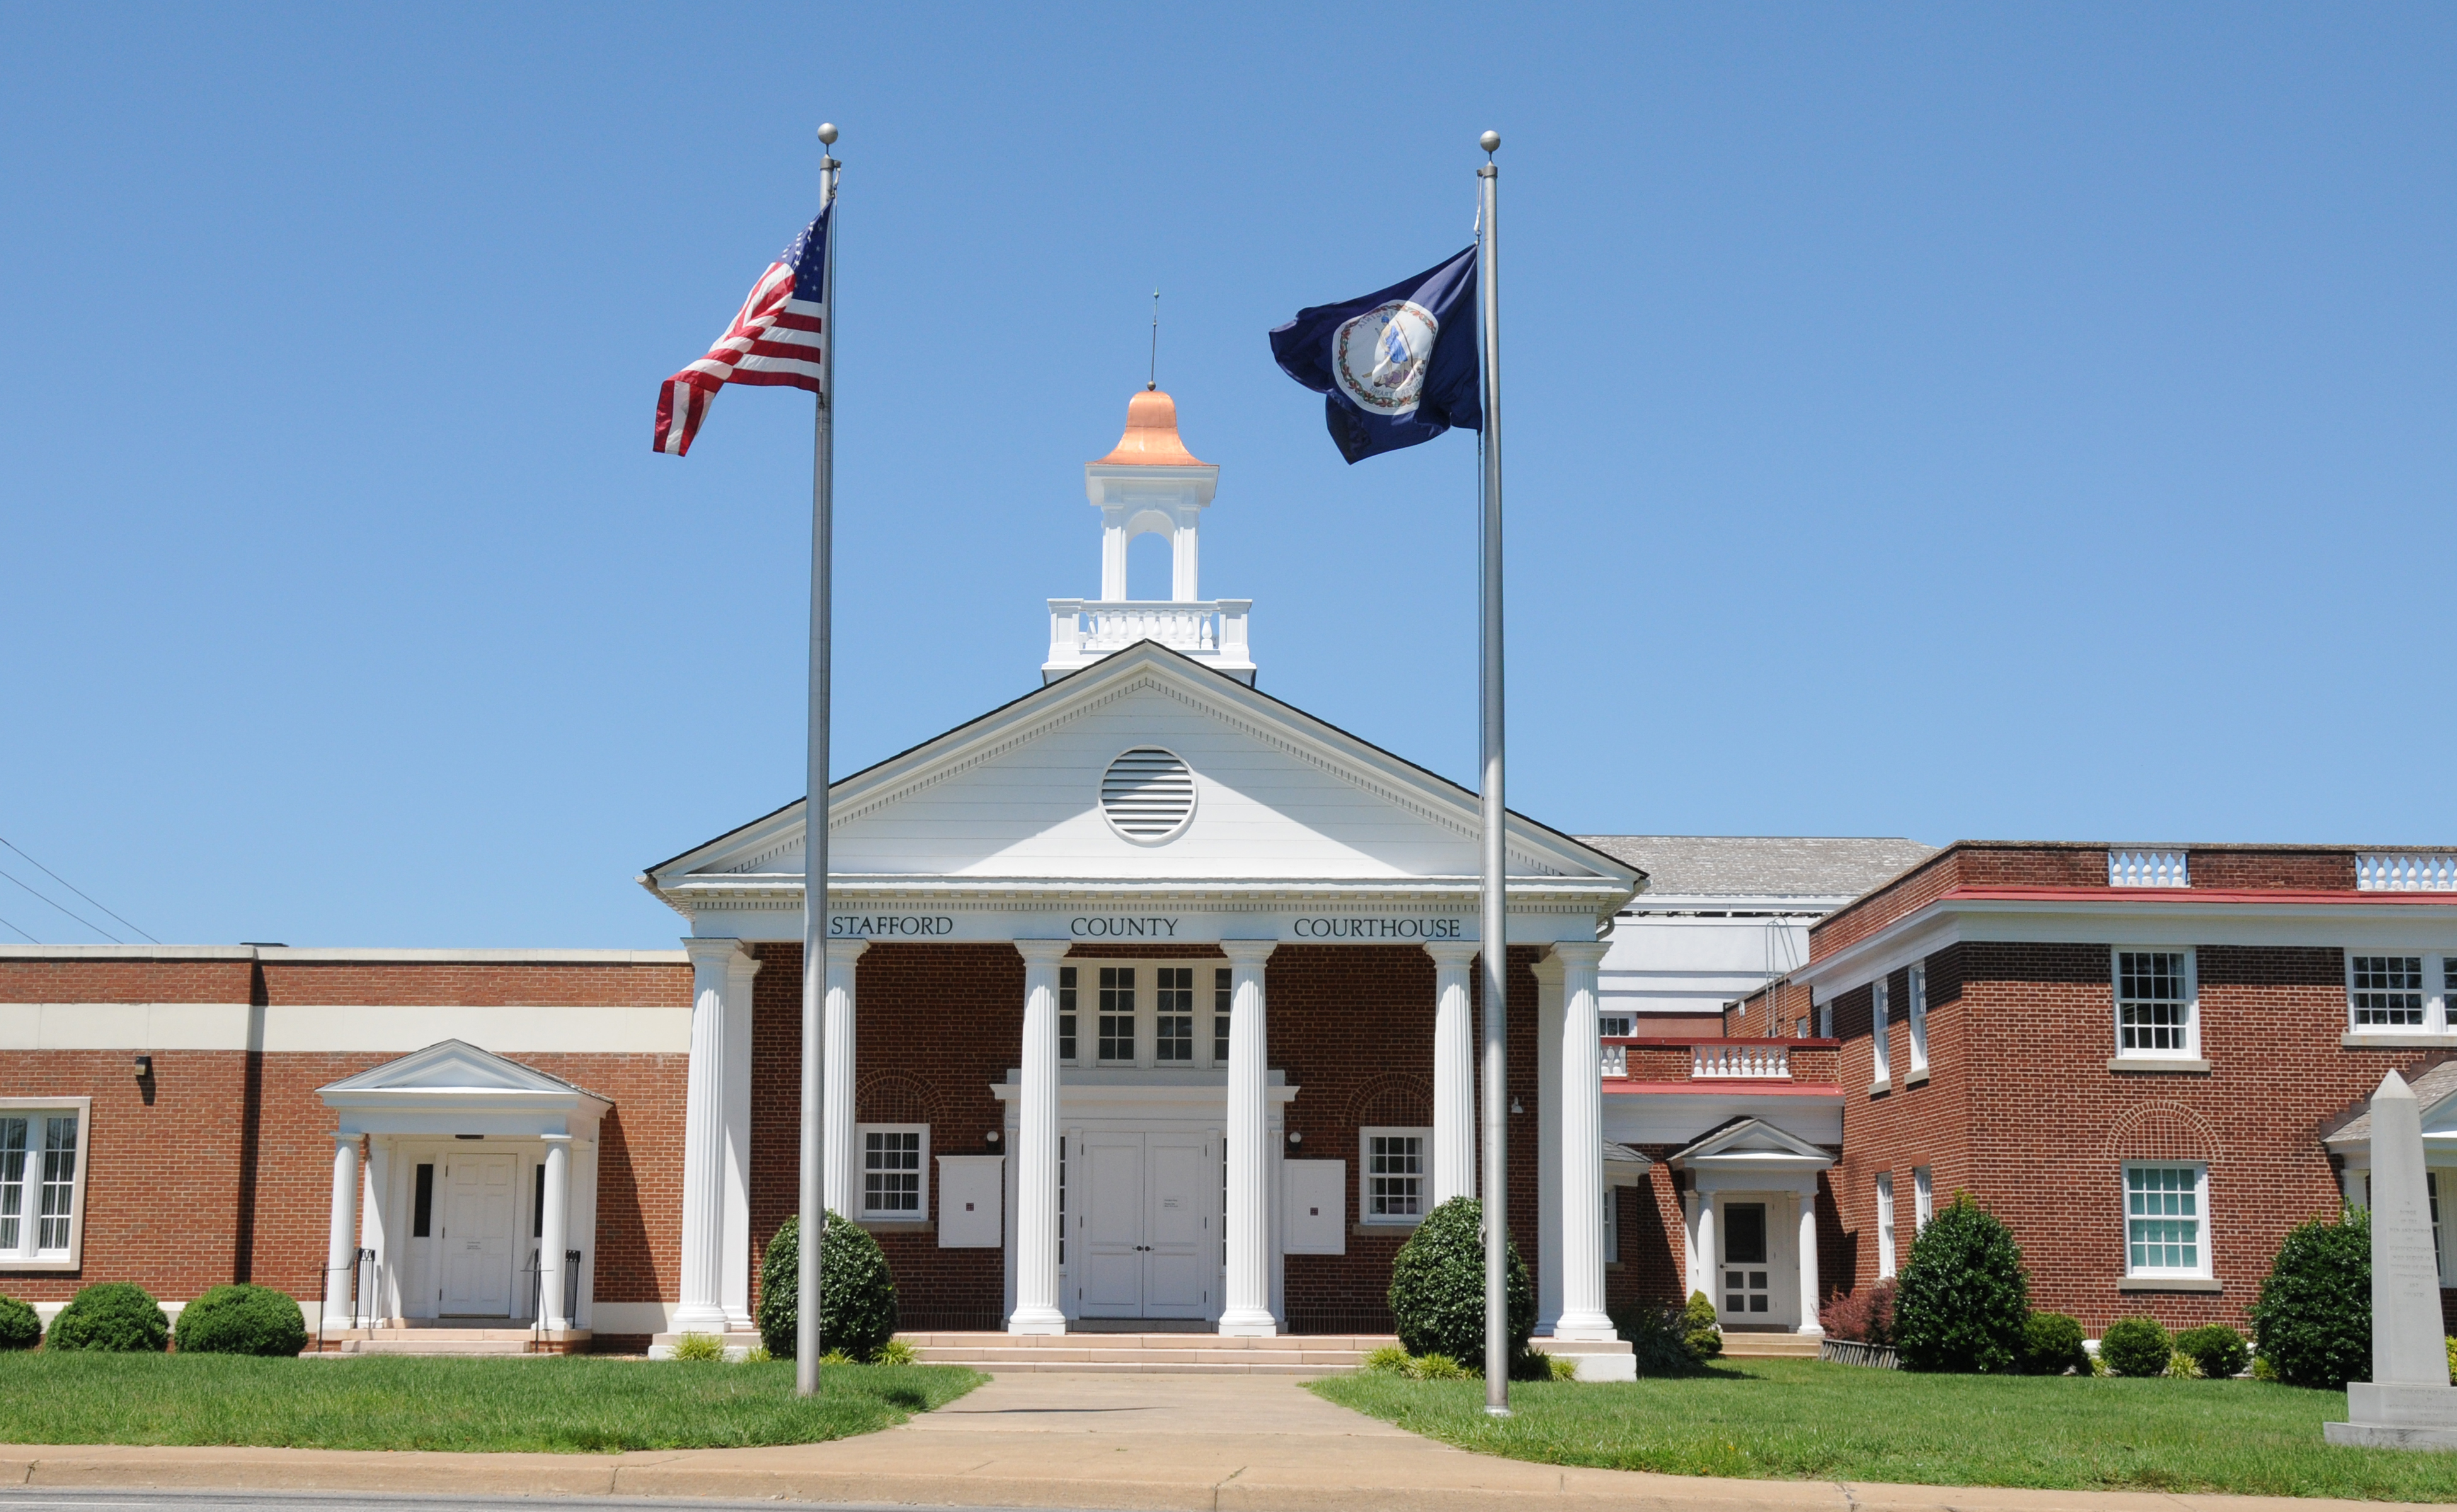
[1091, 387, 1209, 467]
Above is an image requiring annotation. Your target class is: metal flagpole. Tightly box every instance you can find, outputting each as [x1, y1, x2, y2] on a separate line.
[1474, 128, 1509, 1416]
[798, 121, 841, 1400]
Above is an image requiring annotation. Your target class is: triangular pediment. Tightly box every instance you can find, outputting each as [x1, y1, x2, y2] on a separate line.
[648, 643, 1642, 893]
[1667, 1116, 1836, 1170]
[318, 1040, 604, 1104]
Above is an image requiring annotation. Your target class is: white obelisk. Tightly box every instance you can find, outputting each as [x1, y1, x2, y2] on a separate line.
[2326, 1070, 2457, 1449]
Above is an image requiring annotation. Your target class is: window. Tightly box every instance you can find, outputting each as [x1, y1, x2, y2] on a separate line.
[0, 1102, 88, 1267]
[2349, 954, 2428, 1029]
[533, 1163, 546, 1239]
[1818, 1000, 1833, 1039]
[1057, 1133, 1067, 1266]
[1907, 962, 1929, 1075]
[2125, 1163, 2209, 1276]
[1875, 1172, 1896, 1277]
[859, 1125, 928, 1218]
[2432, 1171, 2444, 1283]
[1870, 978, 1891, 1084]
[1913, 1166, 1933, 1231]
[1599, 1014, 1633, 1039]
[1097, 966, 1136, 1063]
[1058, 966, 1078, 1062]
[1154, 966, 1194, 1062]
[1213, 967, 1232, 1064]
[1361, 1128, 1430, 1223]
[1603, 1187, 1620, 1264]
[2116, 949, 2197, 1056]
[1722, 1201, 1770, 1313]
[412, 1162, 435, 1238]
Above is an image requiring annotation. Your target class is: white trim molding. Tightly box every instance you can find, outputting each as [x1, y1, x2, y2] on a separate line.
[0, 1097, 92, 1271]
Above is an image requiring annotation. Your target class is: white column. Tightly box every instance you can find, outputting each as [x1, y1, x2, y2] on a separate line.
[359, 1140, 388, 1323]
[720, 948, 759, 1331]
[540, 1133, 573, 1330]
[1795, 1181, 1824, 1336]
[822, 939, 869, 1218]
[1010, 941, 1069, 1334]
[1554, 941, 1614, 1339]
[1219, 940, 1276, 1336]
[1691, 1190, 1715, 1304]
[323, 1133, 360, 1326]
[1424, 943, 1478, 1205]
[675, 937, 746, 1334]
[1532, 953, 1564, 1334]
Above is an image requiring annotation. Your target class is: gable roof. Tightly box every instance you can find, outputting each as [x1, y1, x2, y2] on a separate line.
[2322, 1058, 2457, 1149]
[644, 640, 1642, 906]
[1664, 1115, 1836, 1171]
[1578, 836, 1937, 900]
[318, 1039, 608, 1107]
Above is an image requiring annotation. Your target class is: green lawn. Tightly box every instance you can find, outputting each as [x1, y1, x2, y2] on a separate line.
[0, 1354, 981, 1453]
[1313, 1358, 2457, 1502]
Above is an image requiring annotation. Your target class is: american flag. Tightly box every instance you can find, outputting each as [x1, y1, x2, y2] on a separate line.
[654, 206, 829, 456]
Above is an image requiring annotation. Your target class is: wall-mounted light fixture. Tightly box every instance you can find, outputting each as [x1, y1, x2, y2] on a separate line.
[984, 1128, 1002, 1146]
[132, 1054, 152, 1080]
[1285, 1130, 1303, 1147]
[1509, 1097, 1524, 1114]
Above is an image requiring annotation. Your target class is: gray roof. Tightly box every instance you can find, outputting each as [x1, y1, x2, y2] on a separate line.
[2322, 1060, 2457, 1146]
[1575, 835, 1939, 900]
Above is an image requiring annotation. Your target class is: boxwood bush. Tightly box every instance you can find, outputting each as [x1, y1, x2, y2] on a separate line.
[2099, 1316, 2172, 1377]
[0, 1293, 39, 1350]
[2175, 1322, 2250, 1380]
[173, 1283, 307, 1356]
[1891, 1193, 2030, 1373]
[1387, 1196, 1533, 1370]
[2022, 1311, 2088, 1375]
[2249, 1207, 2369, 1389]
[757, 1212, 900, 1361]
[46, 1282, 168, 1352]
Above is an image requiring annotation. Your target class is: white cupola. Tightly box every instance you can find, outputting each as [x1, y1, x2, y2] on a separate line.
[1043, 388, 1256, 685]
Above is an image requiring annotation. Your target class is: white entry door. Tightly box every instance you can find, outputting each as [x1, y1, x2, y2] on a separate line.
[1072, 1132, 1219, 1319]
[441, 1155, 517, 1315]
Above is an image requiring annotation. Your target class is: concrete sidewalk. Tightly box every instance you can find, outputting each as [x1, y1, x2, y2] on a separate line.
[0, 1372, 2397, 1512]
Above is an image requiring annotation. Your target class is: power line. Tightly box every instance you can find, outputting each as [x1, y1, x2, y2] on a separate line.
[0, 864, 120, 944]
[0, 837, 156, 944]
[0, 911, 35, 944]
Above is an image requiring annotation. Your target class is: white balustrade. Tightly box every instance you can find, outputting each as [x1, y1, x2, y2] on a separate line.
[2358, 853, 2457, 892]
[1691, 1043, 1790, 1080]
[2109, 849, 2189, 888]
[1599, 1043, 1628, 1079]
[1045, 598, 1255, 683]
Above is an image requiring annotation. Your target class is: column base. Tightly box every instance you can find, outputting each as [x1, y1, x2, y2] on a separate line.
[1549, 1312, 1618, 1343]
[1007, 1306, 1068, 1336]
[668, 1303, 731, 1335]
[1794, 1324, 1826, 1338]
[1216, 1308, 1278, 1337]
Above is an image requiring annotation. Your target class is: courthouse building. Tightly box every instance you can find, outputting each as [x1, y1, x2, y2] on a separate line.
[4, 389, 2452, 1358]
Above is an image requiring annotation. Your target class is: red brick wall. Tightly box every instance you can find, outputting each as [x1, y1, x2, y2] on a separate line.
[2187, 849, 2358, 891]
[0, 957, 256, 1005]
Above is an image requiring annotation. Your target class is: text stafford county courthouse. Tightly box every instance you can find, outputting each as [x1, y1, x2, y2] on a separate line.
[7, 389, 2456, 1367]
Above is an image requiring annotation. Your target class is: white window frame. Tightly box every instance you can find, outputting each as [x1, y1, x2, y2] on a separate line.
[1913, 1165, 1934, 1232]
[2112, 948, 2201, 1060]
[1906, 961, 1930, 1076]
[856, 1123, 930, 1222]
[2123, 1160, 2212, 1279]
[1095, 965, 1139, 1066]
[1818, 999, 1833, 1039]
[2343, 951, 2451, 1036]
[1058, 965, 1079, 1065]
[1869, 978, 1891, 1086]
[1211, 966, 1232, 1067]
[1359, 1126, 1431, 1227]
[1150, 964, 1198, 1065]
[0, 1098, 92, 1271]
[1874, 1171, 1896, 1278]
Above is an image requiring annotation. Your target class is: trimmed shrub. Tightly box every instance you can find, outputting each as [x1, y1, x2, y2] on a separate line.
[172, 1284, 307, 1357]
[1819, 1279, 1897, 1346]
[2022, 1312, 2088, 1375]
[2099, 1316, 2172, 1378]
[757, 1211, 900, 1362]
[0, 1295, 39, 1351]
[46, 1283, 168, 1353]
[1891, 1193, 2030, 1373]
[1612, 1299, 1705, 1375]
[2250, 1207, 2370, 1390]
[1683, 1290, 1722, 1362]
[2175, 1323, 2250, 1380]
[1386, 1196, 1534, 1368]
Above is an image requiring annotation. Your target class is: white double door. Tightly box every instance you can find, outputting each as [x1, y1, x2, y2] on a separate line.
[1075, 1131, 1220, 1320]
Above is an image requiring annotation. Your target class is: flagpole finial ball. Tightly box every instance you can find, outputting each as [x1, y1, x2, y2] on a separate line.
[816, 123, 839, 146]
[1479, 130, 1499, 154]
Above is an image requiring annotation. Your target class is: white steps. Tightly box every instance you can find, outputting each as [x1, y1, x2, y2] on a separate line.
[1718, 1331, 1823, 1358]
[314, 1325, 587, 1356]
[897, 1330, 1396, 1375]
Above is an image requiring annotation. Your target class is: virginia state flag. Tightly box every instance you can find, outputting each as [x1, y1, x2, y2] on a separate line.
[1268, 246, 1480, 463]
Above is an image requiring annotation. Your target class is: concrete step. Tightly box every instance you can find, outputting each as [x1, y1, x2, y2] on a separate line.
[339, 1338, 542, 1356]
[1719, 1333, 1823, 1358]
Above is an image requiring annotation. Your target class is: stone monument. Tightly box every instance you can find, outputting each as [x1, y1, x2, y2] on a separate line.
[2325, 1070, 2457, 1450]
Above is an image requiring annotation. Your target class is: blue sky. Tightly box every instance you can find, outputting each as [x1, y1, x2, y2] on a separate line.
[3, 4, 2451, 948]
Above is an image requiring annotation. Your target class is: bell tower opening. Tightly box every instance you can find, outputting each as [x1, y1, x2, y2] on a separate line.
[1043, 389, 1256, 687]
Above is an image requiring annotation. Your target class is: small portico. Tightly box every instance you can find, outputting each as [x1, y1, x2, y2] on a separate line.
[1669, 1116, 1835, 1336]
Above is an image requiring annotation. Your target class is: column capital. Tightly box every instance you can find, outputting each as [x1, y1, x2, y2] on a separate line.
[1548, 939, 1610, 969]
[1220, 939, 1277, 966]
[682, 936, 752, 967]
[540, 1131, 575, 1144]
[1530, 952, 1566, 985]
[333, 1131, 362, 1148]
[1423, 942, 1479, 968]
[823, 938, 871, 965]
[1014, 939, 1072, 966]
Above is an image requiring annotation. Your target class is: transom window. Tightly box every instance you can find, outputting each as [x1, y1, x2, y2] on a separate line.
[1213, 968, 1232, 1064]
[0, 1102, 89, 1267]
[1154, 967, 1194, 1062]
[2116, 949, 2196, 1055]
[2350, 955, 2427, 1029]
[1361, 1128, 1429, 1223]
[1058, 966, 1078, 1062]
[2125, 1163, 2208, 1275]
[860, 1125, 927, 1218]
[1097, 966, 1137, 1063]
[1598, 1014, 1634, 1039]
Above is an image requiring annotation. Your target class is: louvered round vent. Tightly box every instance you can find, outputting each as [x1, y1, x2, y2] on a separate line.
[1099, 747, 1196, 843]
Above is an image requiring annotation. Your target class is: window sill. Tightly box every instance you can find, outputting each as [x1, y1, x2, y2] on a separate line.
[2340, 1033, 2457, 1050]
[2118, 1276, 2220, 1293]
[0, 1256, 81, 1273]
[855, 1218, 934, 1235]
[1867, 1077, 1891, 1097]
[2108, 1057, 2211, 1074]
[1353, 1219, 1424, 1236]
[1904, 1068, 1930, 1088]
